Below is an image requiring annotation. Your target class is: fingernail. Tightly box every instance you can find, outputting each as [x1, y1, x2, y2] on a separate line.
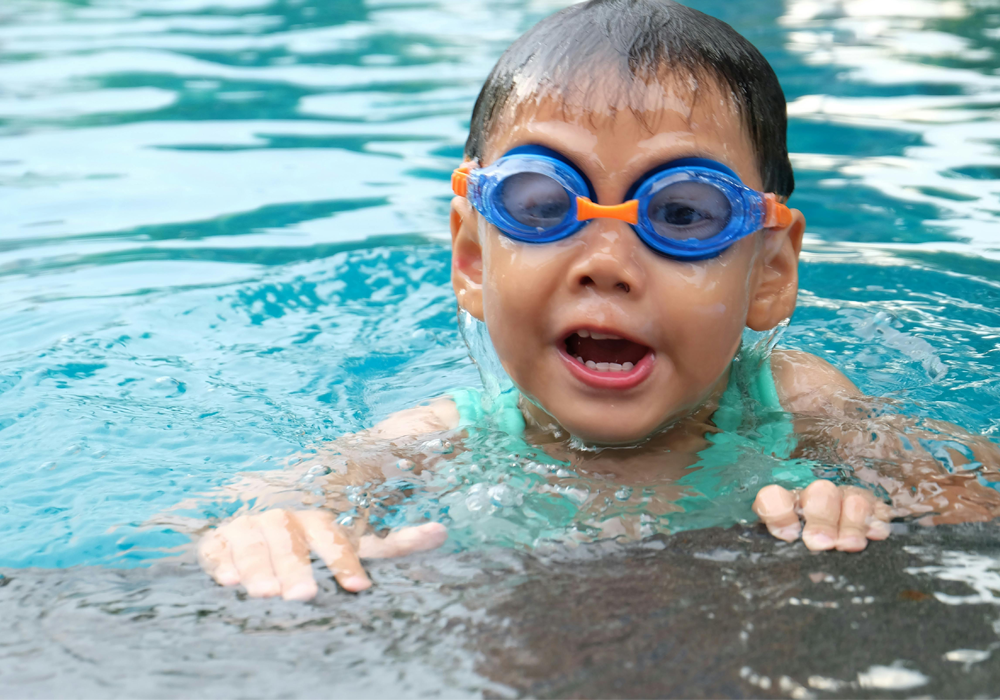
[340, 575, 371, 592]
[802, 532, 834, 550]
[773, 525, 801, 541]
[282, 581, 318, 602]
[422, 523, 449, 548]
[867, 521, 891, 538]
[216, 572, 241, 587]
[836, 536, 866, 552]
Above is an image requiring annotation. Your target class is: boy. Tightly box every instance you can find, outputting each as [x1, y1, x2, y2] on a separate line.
[198, 0, 1000, 601]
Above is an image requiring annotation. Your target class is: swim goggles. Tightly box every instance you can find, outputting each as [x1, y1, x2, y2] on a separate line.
[451, 145, 792, 260]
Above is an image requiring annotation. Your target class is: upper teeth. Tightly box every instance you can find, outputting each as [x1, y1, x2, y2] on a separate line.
[577, 329, 621, 340]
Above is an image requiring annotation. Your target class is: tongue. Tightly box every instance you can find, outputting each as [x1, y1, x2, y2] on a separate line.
[566, 336, 648, 364]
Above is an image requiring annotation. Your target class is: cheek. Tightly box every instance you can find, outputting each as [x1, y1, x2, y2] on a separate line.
[481, 232, 569, 324]
[686, 242, 757, 316]
[483, 240, 534, 324]
[480, 237, 555, 372]
[656, 255, 755, 367]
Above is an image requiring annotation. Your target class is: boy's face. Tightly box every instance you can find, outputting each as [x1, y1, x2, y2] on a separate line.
[451, 79, 804, 445]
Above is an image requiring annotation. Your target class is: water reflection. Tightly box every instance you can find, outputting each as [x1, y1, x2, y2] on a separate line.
[783, 0, 1000, 259]
[0, 0, 563, 291]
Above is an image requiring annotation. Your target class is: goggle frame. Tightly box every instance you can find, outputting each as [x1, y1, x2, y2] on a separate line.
[452, 147, 791, 261]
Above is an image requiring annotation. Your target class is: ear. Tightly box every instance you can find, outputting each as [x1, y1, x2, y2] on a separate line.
[451, 195, 484, 321]
[746, 208, 805, 331]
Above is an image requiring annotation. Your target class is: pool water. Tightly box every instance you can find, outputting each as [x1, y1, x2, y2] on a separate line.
[4, 0, 1000, 695]
[4, 0, 1000, 570]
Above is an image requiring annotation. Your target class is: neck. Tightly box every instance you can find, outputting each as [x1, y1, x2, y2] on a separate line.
[518, 369, 731, 453]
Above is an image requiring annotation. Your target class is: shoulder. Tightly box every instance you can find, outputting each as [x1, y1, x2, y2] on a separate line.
[769, 349, 863, 415]
[368, 397, 460, 440]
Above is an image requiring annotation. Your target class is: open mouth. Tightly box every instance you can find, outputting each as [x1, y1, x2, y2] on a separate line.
[564, 329, 651, 373]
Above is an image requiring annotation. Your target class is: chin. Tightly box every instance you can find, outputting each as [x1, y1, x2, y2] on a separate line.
[559, 416, 660, 447]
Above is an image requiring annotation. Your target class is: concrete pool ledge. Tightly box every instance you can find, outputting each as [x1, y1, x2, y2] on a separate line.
[2, 523, 999, 698]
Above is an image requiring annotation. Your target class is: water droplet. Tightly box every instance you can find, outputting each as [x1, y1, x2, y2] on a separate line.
[396, 458, 414, 472]
[615, 486, 633, 501]
[488, 484, 523, 508]
[420, 438, 453, 454]
[521, 461, 548, 475]
[464, 483, 491, 512]
[306, 464, 329, 477]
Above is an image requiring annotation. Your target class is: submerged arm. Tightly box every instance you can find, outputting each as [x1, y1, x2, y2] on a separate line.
[195, 397, 459, 599]
[194, 398, 460, 507]
[774, 350, 1000, 519]
[754, 350, 1000, 548]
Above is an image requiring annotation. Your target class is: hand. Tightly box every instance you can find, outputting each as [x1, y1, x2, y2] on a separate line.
[752, 480, 892, 552]
[198, 509, 448, 601]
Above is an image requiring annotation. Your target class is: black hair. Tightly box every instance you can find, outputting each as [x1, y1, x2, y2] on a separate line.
[464, 0, 794, 198]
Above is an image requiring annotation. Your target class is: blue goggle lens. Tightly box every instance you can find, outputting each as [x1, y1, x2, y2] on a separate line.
[645, 180, 733, 242]
[500, 171, 572, 229]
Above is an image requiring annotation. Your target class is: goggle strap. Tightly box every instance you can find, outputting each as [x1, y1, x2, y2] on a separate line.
[576, 197, 639, 225]
[452, 165, 473, 197]
[763, 194, 793, 229]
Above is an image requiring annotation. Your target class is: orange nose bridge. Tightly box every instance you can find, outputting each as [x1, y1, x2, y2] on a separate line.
[576, 197, 639, 225]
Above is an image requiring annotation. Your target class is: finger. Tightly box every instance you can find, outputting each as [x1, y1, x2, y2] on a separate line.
[866, 500, 893, 540]
[257, 509, 318, 601]
[752, 484, 802, 541]
[835, 489, 873, 552]
[873, 500, 892, 520]
[225, 515, 282, 597]
[866, 519, 891, 540]
[295, 510, 371, 593]
[358, 523, 448, 559]
[198, 529, 240, 587]
[800, 480, 842, 551]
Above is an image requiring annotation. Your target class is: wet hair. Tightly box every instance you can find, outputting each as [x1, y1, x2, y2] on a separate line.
[464, 0, 794, 198]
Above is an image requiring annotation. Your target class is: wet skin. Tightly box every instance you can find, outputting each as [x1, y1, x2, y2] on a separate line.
[450, 81, 804, 446]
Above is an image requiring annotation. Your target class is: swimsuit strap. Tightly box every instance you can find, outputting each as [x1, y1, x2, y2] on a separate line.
[451, 387, 485, 429]
[684, 354, 813, 500]
[746, 354, 798, 460]
[452, 387, 526, 435]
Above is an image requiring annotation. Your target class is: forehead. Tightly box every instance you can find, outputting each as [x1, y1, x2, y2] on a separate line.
[483, 72, 761, 190]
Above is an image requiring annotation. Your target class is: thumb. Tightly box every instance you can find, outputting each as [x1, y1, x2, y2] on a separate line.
[357, 522, 448, 559]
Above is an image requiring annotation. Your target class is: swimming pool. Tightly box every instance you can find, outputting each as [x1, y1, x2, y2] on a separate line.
[3, 0, 1000, 696]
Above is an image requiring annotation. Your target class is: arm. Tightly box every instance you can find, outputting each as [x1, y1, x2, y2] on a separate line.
[754, 350, 1000, 550]
[198, 398, 459, 600]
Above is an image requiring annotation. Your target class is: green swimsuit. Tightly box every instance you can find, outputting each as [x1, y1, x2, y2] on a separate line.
[449, 353, 818, 528]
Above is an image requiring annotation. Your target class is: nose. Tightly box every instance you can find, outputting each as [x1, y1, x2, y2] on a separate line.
[567, 224, 644, 296]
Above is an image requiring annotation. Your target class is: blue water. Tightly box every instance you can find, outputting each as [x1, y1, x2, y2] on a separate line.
[3, 0, 1000, 570]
